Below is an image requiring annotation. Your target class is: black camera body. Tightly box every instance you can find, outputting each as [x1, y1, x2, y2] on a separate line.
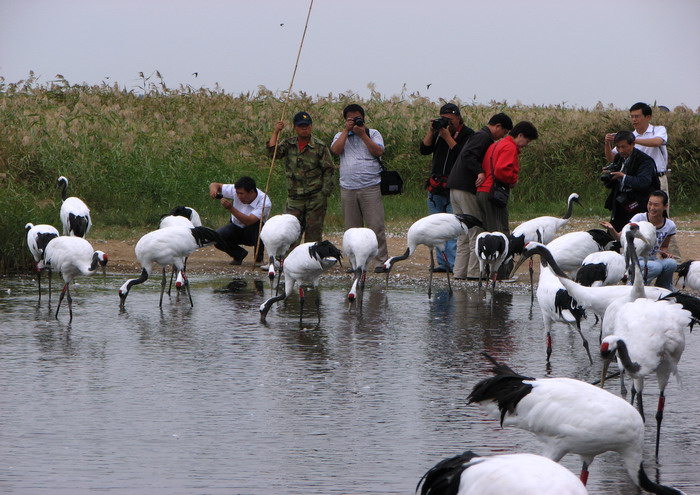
[432, 116, 451, 130]
[599, 163, 617, 185]
[353, 116, 365, 127]
[215, 192, 223, 199]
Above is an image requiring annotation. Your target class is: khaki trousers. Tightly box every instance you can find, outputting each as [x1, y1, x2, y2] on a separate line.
[340, 184, 388, 266]
[450, 188, 483, 278]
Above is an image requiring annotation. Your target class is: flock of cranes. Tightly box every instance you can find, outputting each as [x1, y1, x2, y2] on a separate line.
[23, 179, 700, 493]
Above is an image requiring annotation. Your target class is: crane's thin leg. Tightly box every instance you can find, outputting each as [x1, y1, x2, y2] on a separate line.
[478, 266, 484, 290]
[48, 269, 53, 306]
[316, 290, 321, 324]
[579, 461, 589, 486]
[428, 251, 435, 298]
[159, 267, 167, 307]
[443, 251, 452, 295]
[546, 331, 552, 362]
[66, 285, 73, 323]
[56, 283, 68, 319]
[298, 286, 305, 325]
[183, 270, 193, 307]
[274, 258, 284, 297]
[167, 266, 175, 296]
[529, 257, 534, 293]
[620, 370, 627, 398]
[36, 267, 42, 303]
[655, 390, 665, 460]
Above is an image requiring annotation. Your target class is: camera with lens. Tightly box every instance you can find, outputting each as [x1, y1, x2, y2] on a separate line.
[431, 116, 451, 130]
[353, 116, 365, 127]
[599, 163, 616, 185]
[215, 192, 223, 199]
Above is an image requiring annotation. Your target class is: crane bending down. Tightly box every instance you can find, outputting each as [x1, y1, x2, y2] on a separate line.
[467, 354, 686, 493]
[259, 240, 342, 324]
[57, 176, 92, 238]
[383, 213, 483, 298]
[40, 236, 108, 321]
[25, 223, 60, 303]
[118, 226, 222, 309]
[342, 227, 378, 305]
[475, 231, 509, 291]
[158, 206, 203, 295]
[417, 450, 588, 495]
[259, 214, 302, 295]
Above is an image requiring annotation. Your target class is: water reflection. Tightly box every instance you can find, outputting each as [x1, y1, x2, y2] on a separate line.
[0, 274, 698, 494]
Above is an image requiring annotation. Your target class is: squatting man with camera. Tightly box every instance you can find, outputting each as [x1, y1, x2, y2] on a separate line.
[331, 103, 388, 273]
[418, 103, 473, 273]
[601, 130, 659, 231]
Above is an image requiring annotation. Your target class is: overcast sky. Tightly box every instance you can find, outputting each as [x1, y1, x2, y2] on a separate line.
[1, 0, 698, 110]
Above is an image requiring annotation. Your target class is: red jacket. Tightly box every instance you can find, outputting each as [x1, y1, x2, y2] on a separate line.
[477, 135, 520, 193]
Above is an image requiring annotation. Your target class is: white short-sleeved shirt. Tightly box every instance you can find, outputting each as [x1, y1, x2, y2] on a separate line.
[332, 129, 385, 190]
[612, 124, 668, 173]
[629, 213, 676, 257]
[221, 185, 272, 228]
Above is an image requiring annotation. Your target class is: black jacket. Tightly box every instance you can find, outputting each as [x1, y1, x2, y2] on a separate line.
[419, 124, 474, 179]
[446, 126, 494, 193]
[604, 148, 660, 211]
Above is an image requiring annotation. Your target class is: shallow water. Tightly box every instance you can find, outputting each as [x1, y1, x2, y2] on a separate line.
[0, 273, 698, 494]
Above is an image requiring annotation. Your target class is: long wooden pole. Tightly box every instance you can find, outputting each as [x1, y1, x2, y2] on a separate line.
[254, 0, 315, 264]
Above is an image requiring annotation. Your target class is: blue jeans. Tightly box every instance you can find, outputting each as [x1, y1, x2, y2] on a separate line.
[640, 258, 677, 291]
[428, 192, 456, 270]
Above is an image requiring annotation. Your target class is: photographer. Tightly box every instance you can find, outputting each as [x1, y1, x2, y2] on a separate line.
[602, 131, 660, 231]
[418, 103, 473, 273]
[331, 103, 388, 273]
[208, 176, 272, 265]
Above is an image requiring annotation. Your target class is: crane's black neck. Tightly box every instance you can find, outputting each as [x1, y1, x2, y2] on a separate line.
[614, 339, 641, 375]
[638, 463, 685, 494]
[562, 196, 576, 219]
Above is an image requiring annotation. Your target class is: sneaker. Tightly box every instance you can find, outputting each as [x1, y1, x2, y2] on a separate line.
[374, 266, 387, 273]
[431, 266, 451, 273]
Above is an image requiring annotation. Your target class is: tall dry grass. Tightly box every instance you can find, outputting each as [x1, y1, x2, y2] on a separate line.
[1, 73, 699, 271]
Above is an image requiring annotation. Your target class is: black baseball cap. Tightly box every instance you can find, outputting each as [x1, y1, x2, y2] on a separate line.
[439, 103, 460, 116]
[293, 112, 313, 126]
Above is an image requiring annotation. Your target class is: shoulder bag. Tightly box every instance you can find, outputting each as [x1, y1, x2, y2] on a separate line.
[487, 143, 509, 208]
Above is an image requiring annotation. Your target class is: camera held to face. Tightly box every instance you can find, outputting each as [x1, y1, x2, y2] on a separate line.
[353, 116, 365, 127]
[431, 116, 451, 131]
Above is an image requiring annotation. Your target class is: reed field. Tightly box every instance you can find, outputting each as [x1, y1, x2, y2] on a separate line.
[1, 73, 699, 272]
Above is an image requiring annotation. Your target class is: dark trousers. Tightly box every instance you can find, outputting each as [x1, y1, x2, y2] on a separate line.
[215, 221, 264, 262]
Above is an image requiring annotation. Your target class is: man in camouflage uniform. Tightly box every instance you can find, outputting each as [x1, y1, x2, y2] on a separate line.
[267, 111, 335, 243]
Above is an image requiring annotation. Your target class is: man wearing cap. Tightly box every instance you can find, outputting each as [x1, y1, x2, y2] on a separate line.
[419, 103, 474, 273]
[268, 111, 335, 244]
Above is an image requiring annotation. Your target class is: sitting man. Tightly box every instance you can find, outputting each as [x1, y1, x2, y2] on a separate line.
[209, 176, 272, 265]
[601, 190, 677, 291]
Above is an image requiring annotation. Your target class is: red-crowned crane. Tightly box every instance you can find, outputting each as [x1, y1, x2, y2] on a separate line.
[677, 260, 700, 291]
[620, 220, 656, 280]
[467, 354, 686, 493]
[601, 224, 690, 460]
[40, 236, 108, 321]
[25, 223, 59, 302]
[259, 240, 342, 324]
[474, 231, 509, 291]
[384, 213, 483, 298]
[417, 450, 588, 495]
[118, 226, 222, 309]
[259, 214, 302, 295]
[508, 193, 581, 287]
[158, 206, 204, 296]
[56, 176, 91, 238]
[575, 250, 626, 287]
[342, 227, 378, 304]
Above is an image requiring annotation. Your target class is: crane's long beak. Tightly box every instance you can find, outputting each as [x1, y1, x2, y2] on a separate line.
[600, 359, 610, 388]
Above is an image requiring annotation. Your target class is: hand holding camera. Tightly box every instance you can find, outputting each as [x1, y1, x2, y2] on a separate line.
[431, 116, 450, 131]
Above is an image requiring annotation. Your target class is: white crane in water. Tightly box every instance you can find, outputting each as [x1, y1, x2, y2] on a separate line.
[25, 223, 59, 302]
[475, 231, 509, 291]
[259, 240, 342, 324]
[259, 214, 302, 295]
[40, 236, 108, 321]
[468, 354, 686, 493]
[417, 450, 588, 495]
[384, 213, 482, 298]
[342, 227, 378, 305]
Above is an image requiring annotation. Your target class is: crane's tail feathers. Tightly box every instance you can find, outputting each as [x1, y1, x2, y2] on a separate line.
[309, 240, 343, 264]
[454, 214, 484, 230]
[659, 291, 700, 332]
[190, 226, 224, 247]
[417, 451, 482, 495]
